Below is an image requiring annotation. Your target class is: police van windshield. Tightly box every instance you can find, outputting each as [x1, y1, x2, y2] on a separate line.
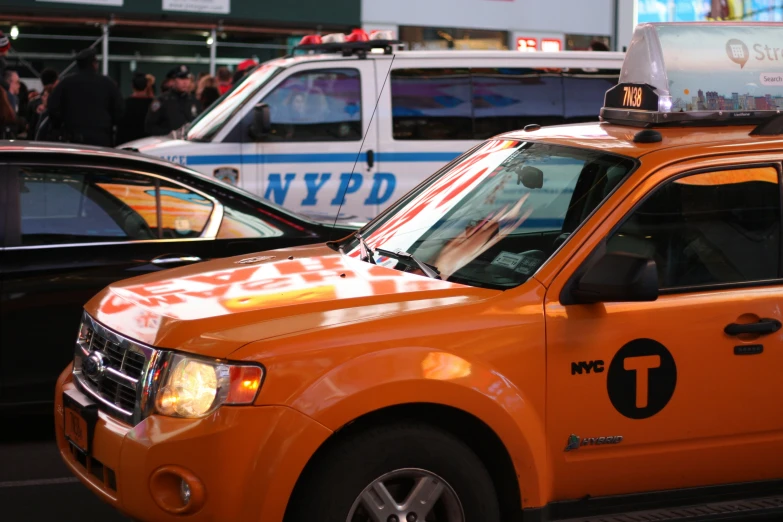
[186, 64, 281, 142]
[344, 140, 635, 290]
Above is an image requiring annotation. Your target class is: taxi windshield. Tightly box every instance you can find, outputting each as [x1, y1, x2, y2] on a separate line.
[345, 139, 636, 289]
[186, 64, 281, 142]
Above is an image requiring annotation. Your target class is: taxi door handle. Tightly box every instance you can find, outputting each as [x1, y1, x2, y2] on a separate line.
[724, 318, 782, 336]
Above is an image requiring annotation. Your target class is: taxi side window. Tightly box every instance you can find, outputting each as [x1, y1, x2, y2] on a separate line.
[610, 167, 781, 290]
[260, 68, 362, 142]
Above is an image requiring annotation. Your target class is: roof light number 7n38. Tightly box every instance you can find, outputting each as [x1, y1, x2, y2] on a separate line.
[623, 86, 644, 108]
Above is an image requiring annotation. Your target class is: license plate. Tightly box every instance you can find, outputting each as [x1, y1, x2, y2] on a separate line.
[64, 407, 89, 453]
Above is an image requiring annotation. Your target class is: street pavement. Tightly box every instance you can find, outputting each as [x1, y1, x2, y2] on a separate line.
[2, 412, 782, 522]
[0, 412, 129, 522]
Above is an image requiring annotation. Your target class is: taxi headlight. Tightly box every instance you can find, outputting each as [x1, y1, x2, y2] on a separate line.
[156, 354, 264, 418]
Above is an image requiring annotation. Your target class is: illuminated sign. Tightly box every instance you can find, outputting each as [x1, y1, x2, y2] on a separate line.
[604, 83, 659, 111]
[602, 22, 783, 125]
[517, 37, 537, 52]
[541, 38, 562, 52]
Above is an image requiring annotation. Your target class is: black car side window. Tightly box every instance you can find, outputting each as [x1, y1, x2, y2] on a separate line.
[609, 166, 781, 290]
[18, 167, 158, 246]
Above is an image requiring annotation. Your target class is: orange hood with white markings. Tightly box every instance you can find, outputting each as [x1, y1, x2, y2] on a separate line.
[85, 244, 498, 358]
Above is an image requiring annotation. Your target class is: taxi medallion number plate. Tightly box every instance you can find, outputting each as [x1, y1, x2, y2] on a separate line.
[64, 407, 89, 453]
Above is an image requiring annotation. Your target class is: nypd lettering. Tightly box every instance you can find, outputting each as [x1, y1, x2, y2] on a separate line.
[263, 172, 397, 207]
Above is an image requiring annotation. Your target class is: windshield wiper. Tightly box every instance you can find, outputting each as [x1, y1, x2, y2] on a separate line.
[375, 247, 441, 280]
[356, 233, 376, 264]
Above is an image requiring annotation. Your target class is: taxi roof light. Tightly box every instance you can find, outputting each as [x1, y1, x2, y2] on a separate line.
[601, 22, 783, 129]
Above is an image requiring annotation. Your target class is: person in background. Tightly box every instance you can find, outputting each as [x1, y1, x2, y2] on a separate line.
[187, 73, 197, 96]
[0, 86, 18, 139]
[47, 47, 123, 147]
[27, 68, 58, 136]
[195, 74, 216, 100]
[117, 72, 153, 145]
[161, 76, 174, 94]
[232, 58, 258, 86]
[4, 69, 20, 113]
[199, 85, 220, 111]
[216, 66, 232, 94]
[0, 31, 9, 92]
[16, 80, 29, 118]
[145, 64, 201, 136]
[146, 73, 156, 96]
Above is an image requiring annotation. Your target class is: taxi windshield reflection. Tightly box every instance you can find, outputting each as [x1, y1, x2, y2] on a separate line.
[346, 139, 636, 290]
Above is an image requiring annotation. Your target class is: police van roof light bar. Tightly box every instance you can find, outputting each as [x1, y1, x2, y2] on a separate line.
[296, 29, 403, 58]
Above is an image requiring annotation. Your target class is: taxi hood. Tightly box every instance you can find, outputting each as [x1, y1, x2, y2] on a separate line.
[85, 245, 496, 359]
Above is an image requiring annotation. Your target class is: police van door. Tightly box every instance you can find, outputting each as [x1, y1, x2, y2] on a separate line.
[255, 61, 378, 223]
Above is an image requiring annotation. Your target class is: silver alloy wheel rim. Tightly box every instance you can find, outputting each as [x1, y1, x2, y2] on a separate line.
[346, 468, 465, 522]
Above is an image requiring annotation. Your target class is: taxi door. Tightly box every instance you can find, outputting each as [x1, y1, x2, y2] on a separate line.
[544, 161, 783, 501]
[255, 61, 378, 223]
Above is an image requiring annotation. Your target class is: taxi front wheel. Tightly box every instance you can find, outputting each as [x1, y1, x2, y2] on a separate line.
[285, 423, 501, 522]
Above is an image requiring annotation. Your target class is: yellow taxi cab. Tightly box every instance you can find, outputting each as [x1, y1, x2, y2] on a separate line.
[55, 22, 783, 522]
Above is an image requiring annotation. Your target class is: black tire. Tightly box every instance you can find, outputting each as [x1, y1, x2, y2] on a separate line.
[285, 423, 501, 522]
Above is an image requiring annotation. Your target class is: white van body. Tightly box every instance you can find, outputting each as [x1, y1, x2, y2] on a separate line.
[122, 50, 624, 223]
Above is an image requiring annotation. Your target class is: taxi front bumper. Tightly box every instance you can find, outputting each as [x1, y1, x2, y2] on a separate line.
[54, 364, 333, 522]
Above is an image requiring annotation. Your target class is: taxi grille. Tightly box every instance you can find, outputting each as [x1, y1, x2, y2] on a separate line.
[74, 315, 157, 423]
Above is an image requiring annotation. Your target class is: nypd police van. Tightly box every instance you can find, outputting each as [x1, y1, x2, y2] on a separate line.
[122, 31, 623, 223]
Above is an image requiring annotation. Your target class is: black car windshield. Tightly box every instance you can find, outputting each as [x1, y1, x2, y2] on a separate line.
[186, 63, 281, 142]
[343, 139, 636, 289]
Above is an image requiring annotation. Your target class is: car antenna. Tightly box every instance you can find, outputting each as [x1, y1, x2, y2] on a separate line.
[328, 53, 397, 243]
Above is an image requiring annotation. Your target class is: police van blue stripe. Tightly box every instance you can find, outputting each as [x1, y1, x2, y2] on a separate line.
[184, 151, 463, 166]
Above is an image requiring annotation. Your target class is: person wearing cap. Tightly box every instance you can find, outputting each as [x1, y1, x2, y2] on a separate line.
[145, 64, 202, 136]
[46, 47, 123, 146]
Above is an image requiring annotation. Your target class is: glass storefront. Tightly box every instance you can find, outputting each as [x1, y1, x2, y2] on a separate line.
[399, 26, 509, 50]
[638, 0, 783, 23]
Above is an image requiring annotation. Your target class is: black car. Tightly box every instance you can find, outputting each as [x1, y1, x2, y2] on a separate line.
[0, 142, 355, 409]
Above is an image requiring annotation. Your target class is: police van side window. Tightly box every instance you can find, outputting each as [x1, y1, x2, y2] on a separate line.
[563, 69, 618, 124]
[472, 68, 564, 139]
[391, 68, 473, 140]
[260, 68, 362, 142]
[609, 167, 781, 290]
[391, 68, 619, 140]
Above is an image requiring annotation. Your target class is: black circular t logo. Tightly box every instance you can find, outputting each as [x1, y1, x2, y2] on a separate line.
[607, 339, 676, 419]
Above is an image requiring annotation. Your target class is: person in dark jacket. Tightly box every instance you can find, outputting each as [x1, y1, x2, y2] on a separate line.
[145, 65, 201, 136]
[117, 72, 153, 144]
[0, 31, 9, 93]
[27, 68, 58, 137]
[46, 47, 123, 147]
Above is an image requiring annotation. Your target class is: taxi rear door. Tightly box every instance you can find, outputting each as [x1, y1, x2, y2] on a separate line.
[544, 160, 783, 501]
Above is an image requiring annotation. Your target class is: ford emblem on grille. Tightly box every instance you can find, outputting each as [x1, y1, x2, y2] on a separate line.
[83, 352, 108, 381]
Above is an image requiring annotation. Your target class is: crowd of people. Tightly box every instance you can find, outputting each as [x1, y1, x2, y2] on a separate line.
[0, 30, 258, 146]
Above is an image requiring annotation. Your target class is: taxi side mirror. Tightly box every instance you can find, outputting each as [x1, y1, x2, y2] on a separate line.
[249, 103, 271, 141]
[571, 251, 658, 304]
